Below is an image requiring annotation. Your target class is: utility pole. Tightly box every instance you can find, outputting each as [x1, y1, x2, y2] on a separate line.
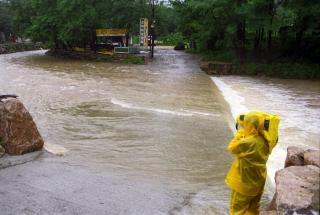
[150, 0, 155, 58]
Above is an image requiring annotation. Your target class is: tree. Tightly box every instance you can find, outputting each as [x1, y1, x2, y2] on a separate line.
[171, 0, 320, 62]
[8, 0, 175, 49]
[0, 0, 13, 40]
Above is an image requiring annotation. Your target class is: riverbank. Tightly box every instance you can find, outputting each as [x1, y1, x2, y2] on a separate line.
[190, 49, 320, 79]
[46, 49, 146, 64]
[0, 42, 43, 54]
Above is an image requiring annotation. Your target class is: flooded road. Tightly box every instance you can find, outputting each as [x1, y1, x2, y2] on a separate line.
[1, 48, 234, 214]
[2, 47, 319, 214]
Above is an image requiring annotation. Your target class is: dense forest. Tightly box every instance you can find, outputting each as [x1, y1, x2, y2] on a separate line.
[0, 0, 12, 39]
[0, 0, 319, 77]
[0, 0, 175, 49]
[172, 0, 320, 64]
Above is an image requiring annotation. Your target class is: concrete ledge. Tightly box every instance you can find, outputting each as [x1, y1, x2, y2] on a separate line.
[0, 150, 44, 169]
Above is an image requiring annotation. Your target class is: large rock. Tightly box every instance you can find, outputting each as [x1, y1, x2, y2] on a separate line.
[304, 149, 320, 168]
[284, 146, 304, 168]
[0, 98, 44, 155]
[174, 42, 185, 50]
[273, 165, 320, 214]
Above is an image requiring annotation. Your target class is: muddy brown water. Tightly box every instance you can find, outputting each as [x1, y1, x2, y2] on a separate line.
[212, 75, 320, 188]
[1, 47, 319, 214]
[1, 48, 234, 214]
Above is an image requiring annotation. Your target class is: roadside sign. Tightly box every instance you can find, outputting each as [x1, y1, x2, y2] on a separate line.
[140, 18, 148, 48]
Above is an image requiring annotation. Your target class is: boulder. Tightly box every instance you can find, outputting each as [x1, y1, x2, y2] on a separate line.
[174, 42, 185, 51]
[304, 149, 320, 168]
[284, 146, 304, 168]
[273, 165, 320, 214]
[0, 97, 44, 155]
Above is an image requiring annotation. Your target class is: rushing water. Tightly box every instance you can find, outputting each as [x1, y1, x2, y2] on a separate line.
[212, 76, 320, 188]
[0, 48, 235, 214]
[1, 48, 319, 214]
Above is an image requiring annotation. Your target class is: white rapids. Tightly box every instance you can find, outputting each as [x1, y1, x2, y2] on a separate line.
[211, 76, 320, 188]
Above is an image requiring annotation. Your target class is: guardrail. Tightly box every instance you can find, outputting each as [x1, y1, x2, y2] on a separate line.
[114, 46, 140, 54]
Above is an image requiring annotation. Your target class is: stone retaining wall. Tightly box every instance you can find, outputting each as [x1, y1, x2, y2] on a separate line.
[0, 42, 43, 54]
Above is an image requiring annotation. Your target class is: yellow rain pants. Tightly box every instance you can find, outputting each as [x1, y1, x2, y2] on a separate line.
[230, 190, 262, 215]
[225, 112, 279, 215]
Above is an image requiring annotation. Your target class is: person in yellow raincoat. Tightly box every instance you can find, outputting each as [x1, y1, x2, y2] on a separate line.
[225, 112, 279, 215]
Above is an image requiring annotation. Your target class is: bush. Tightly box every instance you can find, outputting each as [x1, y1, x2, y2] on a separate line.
[158, 32, 185, 46]
[123, 56, 145, 65]
[238, 62, 320, 79]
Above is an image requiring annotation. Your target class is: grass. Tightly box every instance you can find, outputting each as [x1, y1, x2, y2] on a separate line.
[122, 56, 145, 65]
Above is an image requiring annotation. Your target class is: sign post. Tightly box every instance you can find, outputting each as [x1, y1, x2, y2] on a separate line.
[140, 18, 149, 49]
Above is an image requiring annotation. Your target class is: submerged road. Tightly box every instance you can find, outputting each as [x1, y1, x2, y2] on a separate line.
[0, 47, 235, 215]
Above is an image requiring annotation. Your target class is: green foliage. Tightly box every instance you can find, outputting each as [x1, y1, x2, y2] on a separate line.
[122, 56, 145, 65]
[158, 32, 184, 45]
[132, 35, 139, 45]
[239, 63, 320, 79]
[6, 0, 320, 76]
[153, 2, 177, 37]
[171, 0, 320, 63]
[0, 1, 12, 37]
[0, 42, 43, 54]
[9, 0, 176, 49]
[201, 50, 236, 63]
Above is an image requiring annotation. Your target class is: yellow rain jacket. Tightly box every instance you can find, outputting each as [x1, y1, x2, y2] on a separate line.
[225, 112, 279, 196]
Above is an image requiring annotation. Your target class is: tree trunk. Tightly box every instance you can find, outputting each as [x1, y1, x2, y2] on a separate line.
[236, 0, 246, 62]
[254, 29, 259, 50]
[267, 30, 272, 50]
[260, 27, 264, 42]
[267, 0, 274, 52]
[295, 16, 308, 60]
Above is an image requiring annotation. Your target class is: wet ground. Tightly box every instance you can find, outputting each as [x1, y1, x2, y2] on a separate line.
[0, 152, 184, 215]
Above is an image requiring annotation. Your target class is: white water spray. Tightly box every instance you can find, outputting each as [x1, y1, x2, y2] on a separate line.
[211, 76, 320, 188]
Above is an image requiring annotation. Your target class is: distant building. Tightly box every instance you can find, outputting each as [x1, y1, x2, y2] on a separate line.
[95, 29, 131, 52]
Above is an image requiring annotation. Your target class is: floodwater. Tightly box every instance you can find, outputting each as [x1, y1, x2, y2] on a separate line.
[212, 76, 320, 188]
[0, 48, 233, 214]
[1, 48, 319, 214]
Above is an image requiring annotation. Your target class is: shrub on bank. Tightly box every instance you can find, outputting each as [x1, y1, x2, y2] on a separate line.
[197, 49, 320, 79]
[174, 42, 185, 50]
[0, 42, 43, 54]
[158, 32, 185, 46]
[47, 49, 146, 65]
[123, 56, 145, 65]
[238, 62, 320, 79]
